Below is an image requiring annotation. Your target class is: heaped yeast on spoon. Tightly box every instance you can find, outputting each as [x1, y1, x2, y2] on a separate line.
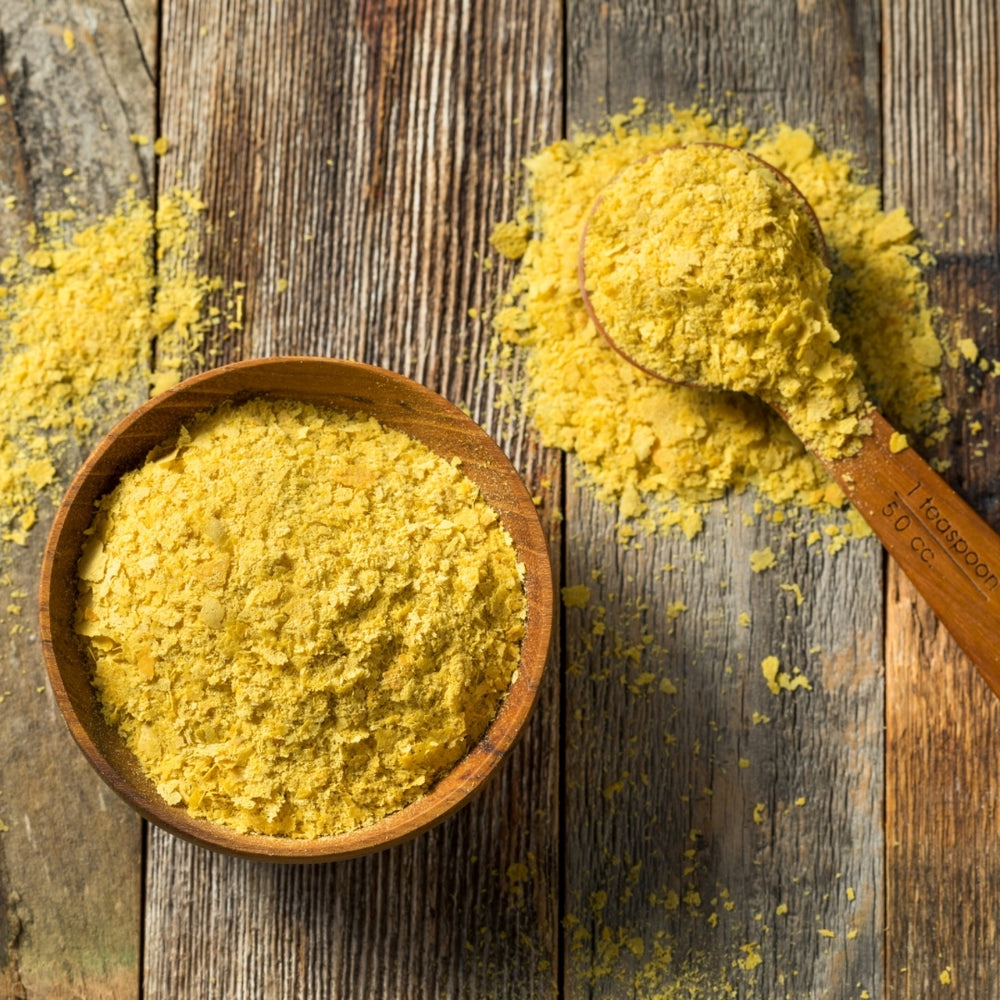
[579, 142, 1000, 698]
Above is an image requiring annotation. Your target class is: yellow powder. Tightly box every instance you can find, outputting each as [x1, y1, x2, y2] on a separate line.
[75, 398, 527, 838]
[889, 431, 909, 453]
[0, 191, 218, 557]
[491, 106, 943, 532]
[562, 583, 592, 609]
[749, 546, 777, 573]
[761, 654, 812, 695]
[582, 144, 869, 459]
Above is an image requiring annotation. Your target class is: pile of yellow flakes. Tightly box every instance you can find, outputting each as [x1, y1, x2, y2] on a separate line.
[491, 104, 944, 534]
[75, 398, 527, 838]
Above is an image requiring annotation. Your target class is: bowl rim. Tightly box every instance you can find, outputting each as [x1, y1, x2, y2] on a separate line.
[39, 356, 554, 862]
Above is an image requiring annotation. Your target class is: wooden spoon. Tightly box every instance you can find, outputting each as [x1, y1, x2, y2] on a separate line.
[39, 357, 554, 861]
[579, 145, 1000, 698]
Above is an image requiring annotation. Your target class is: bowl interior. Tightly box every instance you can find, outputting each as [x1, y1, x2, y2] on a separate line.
[39, 357, 553, 861]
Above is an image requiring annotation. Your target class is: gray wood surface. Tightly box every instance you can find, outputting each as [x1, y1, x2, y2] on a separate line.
[0, 1, 998, 998]
[0, 3, 150, 998]
[884, 5, 1000, 997]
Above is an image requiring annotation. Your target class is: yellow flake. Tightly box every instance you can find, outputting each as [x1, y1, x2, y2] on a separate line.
[889, 431, 909, 453]
[62, 27, 76, 51]
[762, 655, 812, 696]
[153, 136, 170, 156]
[561, 584, 591, 609]
[750, 546, 777, 573]
[957, 337, 979, 362]
[738, 943, 763, 971]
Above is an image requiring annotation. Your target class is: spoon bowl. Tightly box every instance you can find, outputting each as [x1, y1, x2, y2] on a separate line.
[579, 144, 1000, 697]
[39, 357, 554, 861]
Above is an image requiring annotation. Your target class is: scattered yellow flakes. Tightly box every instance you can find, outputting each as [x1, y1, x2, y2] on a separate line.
[939, 966, 952, 985]
[665, 599, 687, 620]
[761, 655, 812, 696]
[957, 337, 979, 363]
[818, 928, 836, 939]
[659, 677, 678, 695]
[76, 399, 527, 838]
[506, 862, 530, 883]
[737, 943, 763, 971]
[776, 903, 789, 916]
[153, 136, 170, 156]
[845, 507, 874, 539]
[0, 191, 220, 558]
[749, 546, 777, 573]
[751, 711, 770, 725]
[889, 431, 909, 453]
[489, 215, 532, 261]
[738, 757, 751, 769]
[276, 277, 289, 293]
[62, 26, 76, 51]
[738, 611, 751, 627]
[129, 133, 150, 146]
[779, 581, 805, 605]
[561, 583, 591, 609]
[752, 802, 766, 824]
[795, 796, 807, 807]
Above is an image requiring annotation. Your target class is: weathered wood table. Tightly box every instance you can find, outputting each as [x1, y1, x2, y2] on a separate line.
[2, 2, 998, 998]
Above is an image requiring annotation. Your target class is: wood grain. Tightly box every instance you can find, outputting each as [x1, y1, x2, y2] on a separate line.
[146, 2, 563, 997]
[883, 3, 1000, 997]
[564, 2, 885, 997]
[883, 3, 1000, 980]
[828, 411, 1000, 696]
[2, 0, 998, 996]
[0, 2, 152, 998]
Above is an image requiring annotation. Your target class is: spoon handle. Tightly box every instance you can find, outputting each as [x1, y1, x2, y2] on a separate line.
[828, 411, 1000, 695]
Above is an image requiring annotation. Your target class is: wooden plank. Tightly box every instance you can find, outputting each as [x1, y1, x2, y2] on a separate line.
[0, 2, 153, 998]
[145, 2, 563, 997]
[884, 3, 1000, 992]
[562, 2, 885, 996]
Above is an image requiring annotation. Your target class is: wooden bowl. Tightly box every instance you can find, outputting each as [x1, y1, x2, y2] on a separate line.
[39, 357, 553, 862]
